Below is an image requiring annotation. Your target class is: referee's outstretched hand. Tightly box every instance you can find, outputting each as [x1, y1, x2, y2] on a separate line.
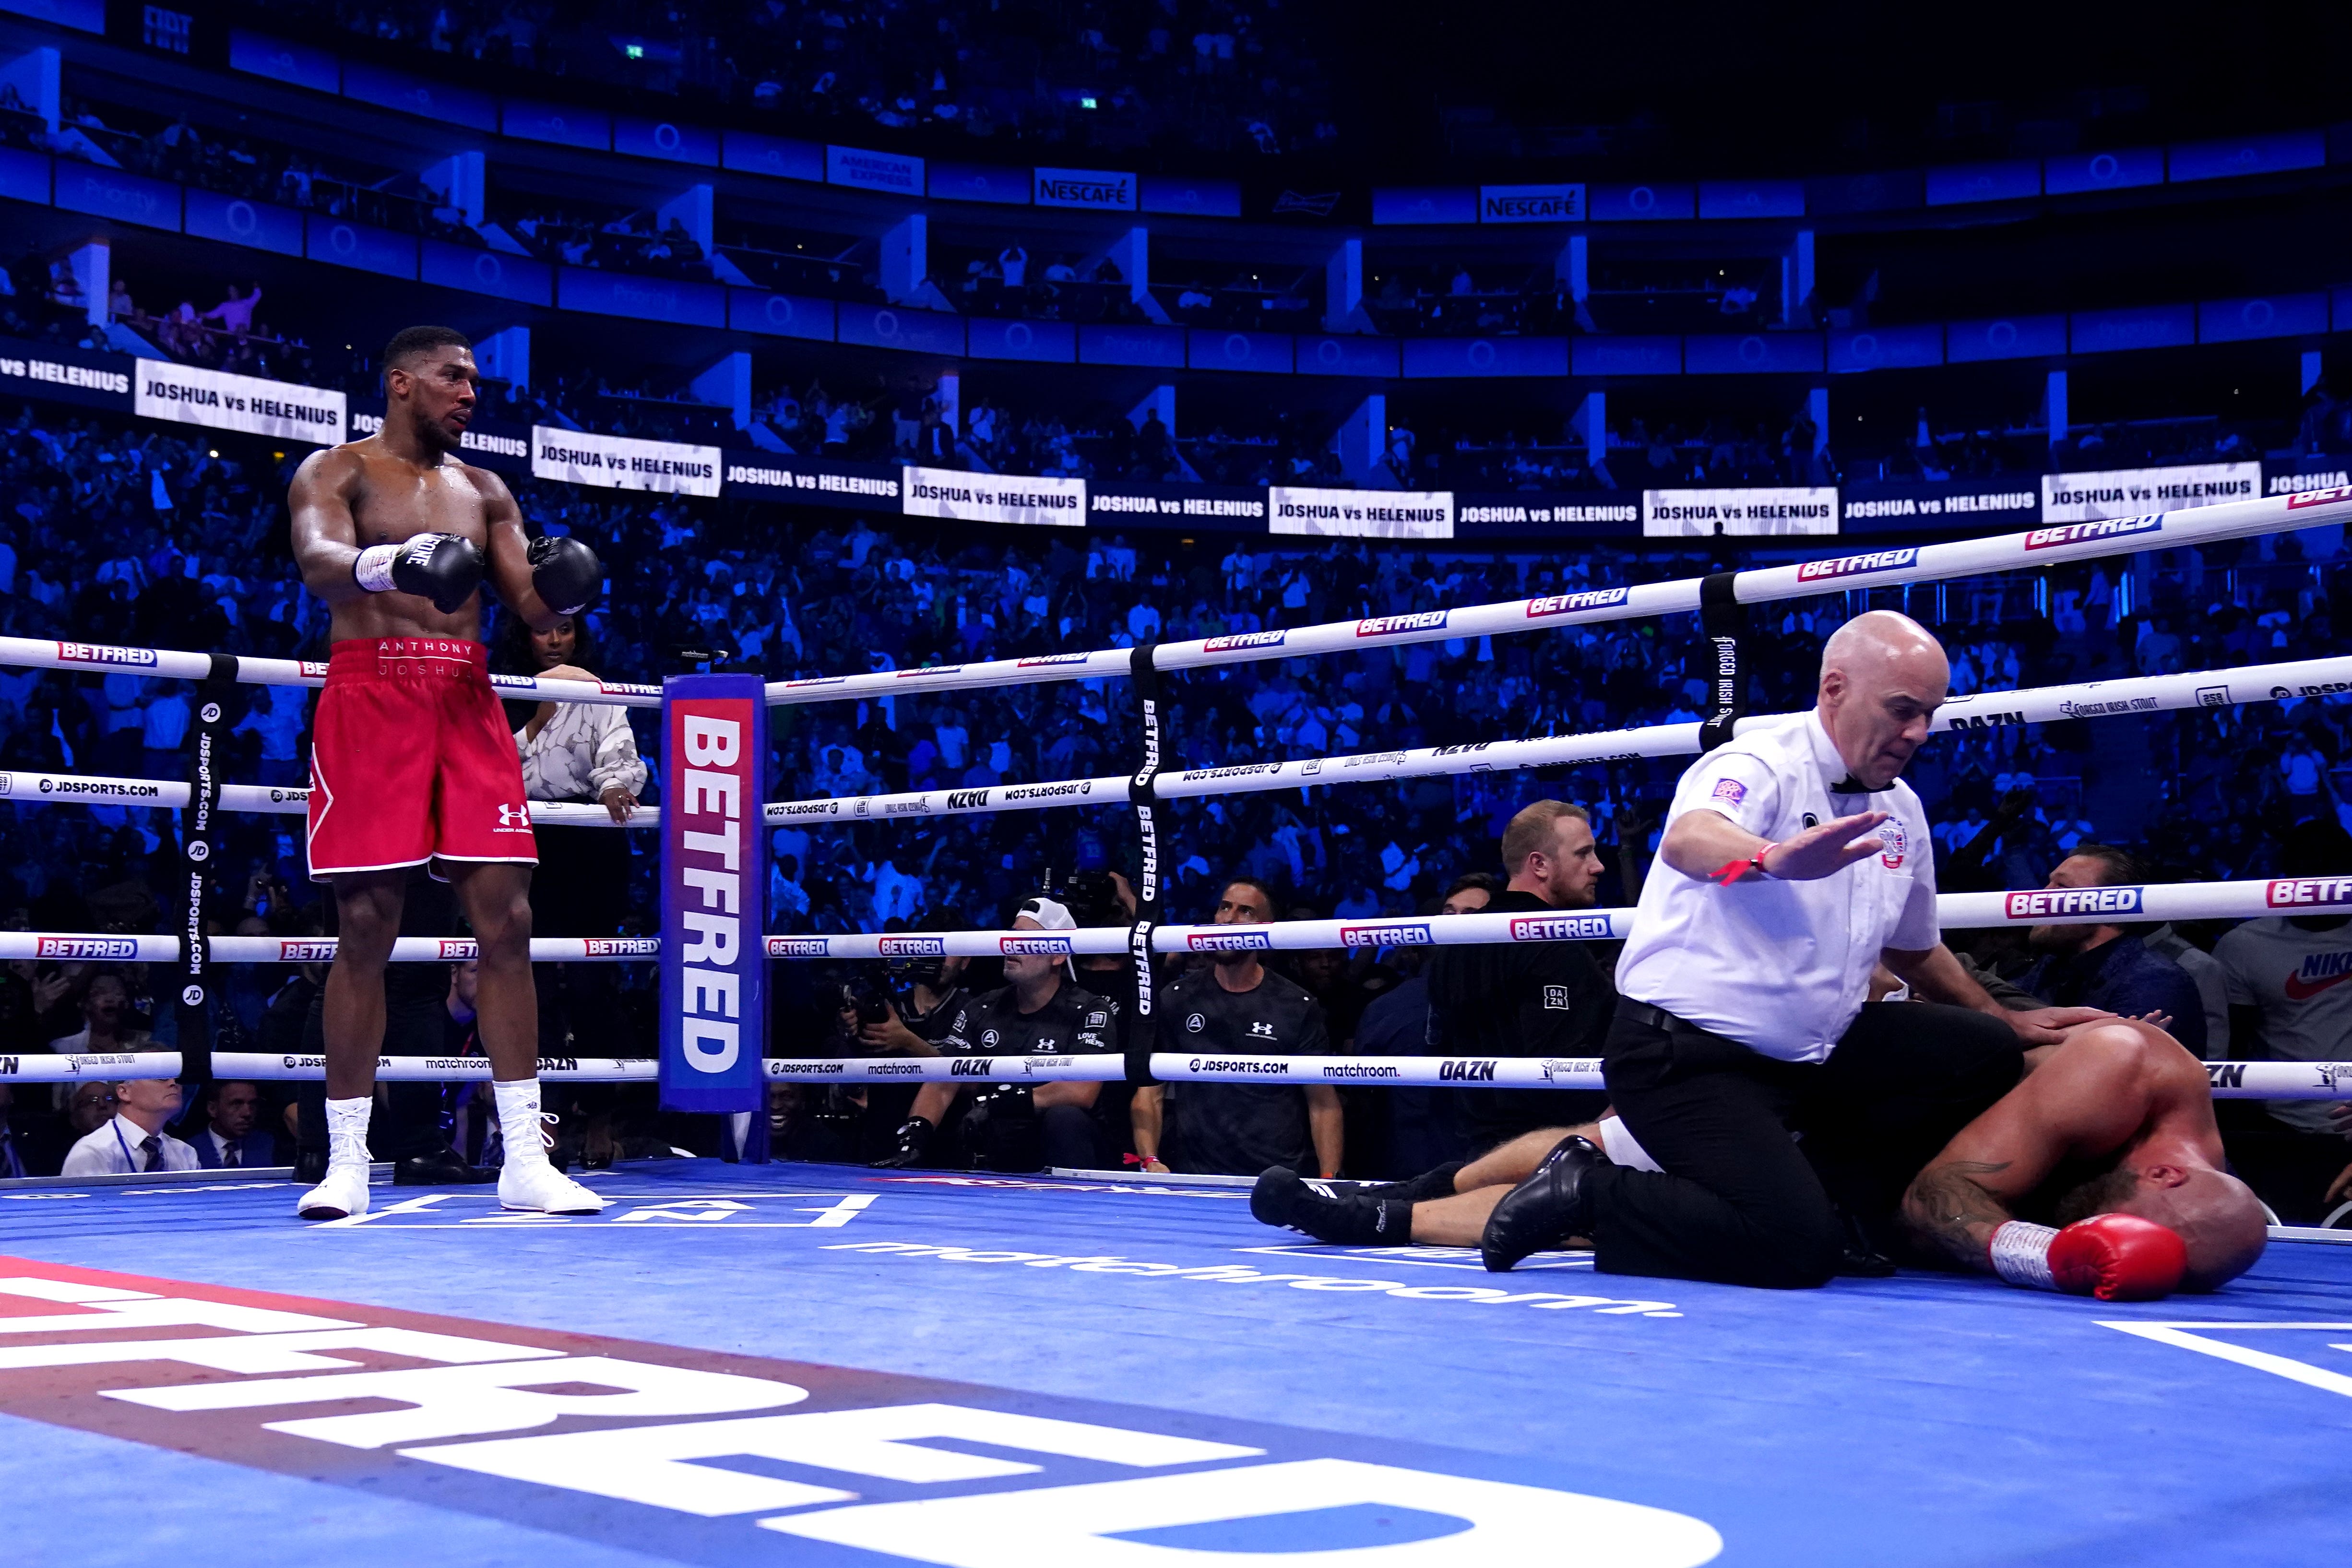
[1763, 810, 1889, 880]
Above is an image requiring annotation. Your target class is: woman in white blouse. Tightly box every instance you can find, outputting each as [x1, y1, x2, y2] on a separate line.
[496, 610, 648, 1165]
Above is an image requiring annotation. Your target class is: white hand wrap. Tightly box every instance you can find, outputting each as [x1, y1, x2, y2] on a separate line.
[353, 543, 402, 594]
[1988, 1220, 2060, 1291]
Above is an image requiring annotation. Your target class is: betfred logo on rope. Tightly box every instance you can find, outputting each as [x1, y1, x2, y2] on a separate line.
[768, 937, 832, 958]
[584, 938, 662, 957]
[1509, 914, 1614, 943]
[36, 937, 137, 959]
[879, 937, 947, 957]
[2286, 485, 2352, 510]
[1525, 588, 1630, 618]
[1000, 935, 1073, 956]
[1203, 630, 1287, 653]
[1794, 548, 1919, 583]
[2266, 877, 2352, 909]
[276, 940, 336, 962]
[1188, 930, 1273, 951]
[54, 641, 159, 667]
[2004, 886, 2146, 919]
[1354, 612, 1449, 638]
[2024, 516, 2164, 550]
[1339, 922, 1433, 948]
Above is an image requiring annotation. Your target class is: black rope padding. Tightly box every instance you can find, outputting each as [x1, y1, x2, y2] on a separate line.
[1696, 570, 1746, 753]
[1124, 641, 1164, 1086]
[171, 655, 238, 1083]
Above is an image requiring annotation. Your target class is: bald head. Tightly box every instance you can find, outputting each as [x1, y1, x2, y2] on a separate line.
[2056, 1161, 2269, 1291]
[1816, 611, 1949, 790]
[1820, 610, 1946, 684]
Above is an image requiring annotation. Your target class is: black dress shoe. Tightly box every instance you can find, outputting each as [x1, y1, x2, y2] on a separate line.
[1481, 1135, 1604, 1272]
[1835, 1208, 1898, 1277]
[293, 1148, 327, 1184]
[1250, 1166, 1412, 1245]
[393, 1146, 496, 1186]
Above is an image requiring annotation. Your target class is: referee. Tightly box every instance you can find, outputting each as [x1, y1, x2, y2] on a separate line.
[1482, 611, 2106, 1287]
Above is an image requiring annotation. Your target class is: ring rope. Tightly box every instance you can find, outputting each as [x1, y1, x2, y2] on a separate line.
[3, 489, 2340, 708]
[4, 874, 2335, 967]
[8, 1049, 2340, 1099]
[762, 487, 2352, 708]
[7, 650, 2344, 835]
[0, 637, 657, 708]
[754, 652, 2352, 825]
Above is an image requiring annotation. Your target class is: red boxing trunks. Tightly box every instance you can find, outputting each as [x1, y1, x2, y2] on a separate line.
[305, 637, 537, 881]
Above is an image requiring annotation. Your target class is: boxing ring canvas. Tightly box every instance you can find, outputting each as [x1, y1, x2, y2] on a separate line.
[2, 1159, 2347, 1567]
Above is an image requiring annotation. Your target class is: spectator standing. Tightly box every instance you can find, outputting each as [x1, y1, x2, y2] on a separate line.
[497, 611, 644, 1084]
[1133, 877, 1341, 1177]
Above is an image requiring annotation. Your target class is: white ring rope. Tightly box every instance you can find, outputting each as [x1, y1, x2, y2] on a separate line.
[6, 875, 2340, 967]
[764, 487, 2352, 706]
[0, 934, 659, 963]
[7, 1048, 2340, 1098]
[3, 489, 2343, 708]
[19, 653, 2341, 834]
[758, 652, 2352, 824]
[0, 770, 648, 827]
[0, 637, 658, 708]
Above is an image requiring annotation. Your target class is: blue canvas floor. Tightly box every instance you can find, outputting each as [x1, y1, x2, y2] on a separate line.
[2, 1157, 2349, 1567]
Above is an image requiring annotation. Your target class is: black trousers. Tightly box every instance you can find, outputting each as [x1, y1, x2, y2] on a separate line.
[1589, 1001, 2022, 1289]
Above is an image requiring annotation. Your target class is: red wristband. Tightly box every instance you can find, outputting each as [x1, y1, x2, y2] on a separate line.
[1710, 844, 1777, 886]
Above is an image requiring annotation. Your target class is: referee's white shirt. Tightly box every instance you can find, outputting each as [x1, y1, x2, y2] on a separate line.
[1615, 710, 1940, 1063]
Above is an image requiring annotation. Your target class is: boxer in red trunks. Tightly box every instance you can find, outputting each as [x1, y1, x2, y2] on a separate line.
[287, 324, 606, 1220]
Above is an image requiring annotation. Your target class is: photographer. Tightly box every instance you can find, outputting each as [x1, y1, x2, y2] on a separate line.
[869, 896, 1118, 1172]
[851, 927, 974, 1161]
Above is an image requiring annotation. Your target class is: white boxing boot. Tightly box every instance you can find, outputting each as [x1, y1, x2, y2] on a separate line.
[297, 1096, 374, 1220]
[493, 1079, 606, 1214]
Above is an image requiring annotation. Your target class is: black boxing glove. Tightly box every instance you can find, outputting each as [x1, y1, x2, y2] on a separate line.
[528, 534, 603, 617]
[353, 533, 484, 615]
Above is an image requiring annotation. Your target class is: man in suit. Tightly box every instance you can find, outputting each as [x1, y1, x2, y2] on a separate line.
[185, 1080, 282, 1169]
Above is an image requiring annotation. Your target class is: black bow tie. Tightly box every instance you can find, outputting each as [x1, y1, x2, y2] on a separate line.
[1829, 775, 1870, 794]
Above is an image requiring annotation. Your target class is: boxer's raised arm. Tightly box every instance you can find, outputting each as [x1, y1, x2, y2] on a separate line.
[289, 448, 369, 604]
[476, 467, 563, 631]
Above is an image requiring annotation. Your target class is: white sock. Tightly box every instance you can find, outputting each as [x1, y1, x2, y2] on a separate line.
[493, 1079, 550, 1167]
[323, 1096, 372, 1172]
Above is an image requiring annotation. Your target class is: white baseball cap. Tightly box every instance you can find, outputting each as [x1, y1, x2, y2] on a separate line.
[1015, 894, 1078, 930]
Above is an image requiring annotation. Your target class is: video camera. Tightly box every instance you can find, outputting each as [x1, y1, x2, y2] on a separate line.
[1041, 831, 1126, 929]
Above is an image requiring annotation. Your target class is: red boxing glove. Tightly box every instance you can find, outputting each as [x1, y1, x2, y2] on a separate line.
[1989, 1215, 2188, 1301]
